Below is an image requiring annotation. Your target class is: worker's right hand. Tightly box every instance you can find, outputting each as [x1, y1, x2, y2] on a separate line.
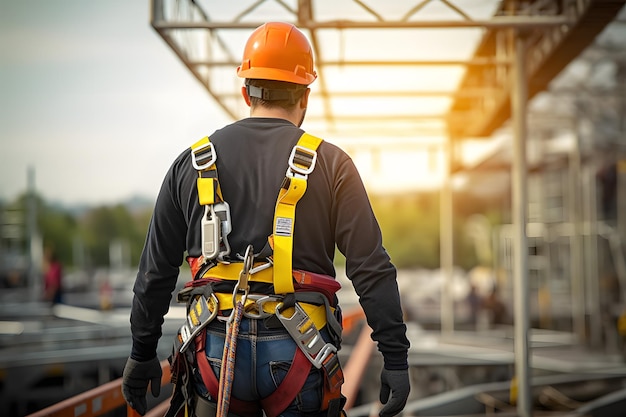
[379, 368, 410, 417]
[122, 357, 162, 416]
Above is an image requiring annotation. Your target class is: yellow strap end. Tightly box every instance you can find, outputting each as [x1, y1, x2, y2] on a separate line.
[197, 177, 216, 206]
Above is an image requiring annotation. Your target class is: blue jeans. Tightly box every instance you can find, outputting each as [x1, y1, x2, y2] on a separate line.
[194, 316, 330, 417]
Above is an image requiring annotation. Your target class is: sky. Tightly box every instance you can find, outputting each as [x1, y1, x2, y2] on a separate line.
[0, 1, 457, 208]
[0, 1, 233, 206]
[0, 0, 511, 207]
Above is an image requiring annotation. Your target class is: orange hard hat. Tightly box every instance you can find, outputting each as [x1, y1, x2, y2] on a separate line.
[237, 22, 317, 85]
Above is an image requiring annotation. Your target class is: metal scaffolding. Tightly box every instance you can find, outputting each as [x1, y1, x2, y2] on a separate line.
[148, 1, 626, 416]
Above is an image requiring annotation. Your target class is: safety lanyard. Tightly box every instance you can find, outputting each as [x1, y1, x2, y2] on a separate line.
[190, 133, 323, 294]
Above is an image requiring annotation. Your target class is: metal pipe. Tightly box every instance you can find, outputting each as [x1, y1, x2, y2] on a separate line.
[569, 120, 588, 345]
[510, 29, 531, 417]
[440, 134, 454, 335]
[209, 89, 500, 99]
[583, 159, 600, 345]
[188, 59, 511, 67]
[152, 16, 572, 30]
[27, 166, 40, 301]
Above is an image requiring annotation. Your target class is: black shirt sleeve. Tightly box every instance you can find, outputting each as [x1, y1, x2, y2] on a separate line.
[130, 156, 188, 361]
[332, 156, 410, 370]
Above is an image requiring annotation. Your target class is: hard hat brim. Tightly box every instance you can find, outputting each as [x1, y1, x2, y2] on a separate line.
[237, 66, 316, 86]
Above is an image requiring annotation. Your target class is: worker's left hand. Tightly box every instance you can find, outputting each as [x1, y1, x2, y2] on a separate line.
[122, 357, 162, 416]
[379, 368, 410, 417]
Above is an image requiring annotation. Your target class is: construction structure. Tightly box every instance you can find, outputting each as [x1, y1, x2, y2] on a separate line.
[148, 1, 626, 416]
[3, 1, 626, 416]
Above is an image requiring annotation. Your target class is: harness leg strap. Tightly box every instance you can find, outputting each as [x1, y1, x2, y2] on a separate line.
[194, 330, 319, 417]
[260, 348, 312, 417]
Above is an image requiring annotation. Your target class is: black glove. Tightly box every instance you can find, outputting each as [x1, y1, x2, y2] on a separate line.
[122, 357, 162, 416]
[379, 368, 410, 417]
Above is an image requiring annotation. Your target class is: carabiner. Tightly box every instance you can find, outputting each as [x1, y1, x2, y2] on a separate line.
[229, 245, 254, 324]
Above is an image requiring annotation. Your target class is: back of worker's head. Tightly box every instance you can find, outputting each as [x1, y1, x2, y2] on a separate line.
[237, 22, 316, 109]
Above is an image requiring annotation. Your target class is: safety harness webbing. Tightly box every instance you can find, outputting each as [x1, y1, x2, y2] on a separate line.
[175, 133, 343, 417]
[273, 133, 322, 293]
[190, 132, 323, 294]
[191, 137, 222, 205]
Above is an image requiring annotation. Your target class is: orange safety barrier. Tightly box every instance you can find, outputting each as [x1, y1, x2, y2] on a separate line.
[26, 359, 171, 417]
[26, 307, 369, 417]
[342, 325, 375, 410]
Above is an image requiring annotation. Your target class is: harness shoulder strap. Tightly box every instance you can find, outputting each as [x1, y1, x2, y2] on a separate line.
[191, 136, 222, 204]
[191, 137, 232, 262]
[272, 133, 323, 294]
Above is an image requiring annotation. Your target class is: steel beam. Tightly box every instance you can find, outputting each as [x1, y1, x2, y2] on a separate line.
[510, 29, 531, 417]
[151, 0, 624, 139]
[152, 16, 571, 30]
[188, 58, 511, 67]
[449, 0, 626, 138]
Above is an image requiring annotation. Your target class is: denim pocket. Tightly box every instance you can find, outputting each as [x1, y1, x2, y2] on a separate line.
[208, 356, 222, 381]
[269, 361, 323, 414]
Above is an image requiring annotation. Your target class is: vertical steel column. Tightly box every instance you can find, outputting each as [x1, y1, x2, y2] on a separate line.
[570, 122, 589, 344]
[583, 158, 600, 343]
[618, 62, 626, 242]
[569, 114, 588, 343]
[440, 134, 454, 335]
[27, 166, 41, 301]
[150, 0, 163, 22]
[510, 29, 531, 417]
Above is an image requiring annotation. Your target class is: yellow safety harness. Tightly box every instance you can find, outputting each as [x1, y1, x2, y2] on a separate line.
[186, 132, 331, 335]
[189, 132, 322, 290]
[272, 133, 322, 293]
[167, 133, 344, 417]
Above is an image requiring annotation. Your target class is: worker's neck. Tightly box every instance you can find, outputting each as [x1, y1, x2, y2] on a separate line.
[250, 106, 301, 126]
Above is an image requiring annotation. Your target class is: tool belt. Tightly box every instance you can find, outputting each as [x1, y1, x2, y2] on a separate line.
[167, 264, 345, 417]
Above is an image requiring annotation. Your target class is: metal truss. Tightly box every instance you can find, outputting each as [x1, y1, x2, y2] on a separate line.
[150, 0, 625, 140]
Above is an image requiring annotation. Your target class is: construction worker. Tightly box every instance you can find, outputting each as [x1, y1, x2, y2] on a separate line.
[122, 21, 410, 417]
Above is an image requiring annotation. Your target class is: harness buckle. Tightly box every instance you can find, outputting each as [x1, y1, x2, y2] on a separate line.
[213, 201, 232, 261]
[249, 259, 273, 274]
[178, 293, 219, 353]
[287, 145, 317, 177]
[275, 302, 337, 369]
[191, 141, 217, 170]
[201, 205, 221, 260]
[243, 294, 283, 319]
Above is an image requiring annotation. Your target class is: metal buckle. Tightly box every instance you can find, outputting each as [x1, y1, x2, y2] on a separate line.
[191, 141, 217, 170]
[243, 294, 283, 319]
[201, 205, 221, 260]
[249, 259, 273, 274]
[287, 145, 317, 177]
[275, 302, 337, 369]
[178, 293, 219, 353]
[213, 202, 232, 261]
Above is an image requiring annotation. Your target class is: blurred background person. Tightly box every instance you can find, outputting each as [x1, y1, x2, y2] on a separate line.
[42, 245, 63, 305]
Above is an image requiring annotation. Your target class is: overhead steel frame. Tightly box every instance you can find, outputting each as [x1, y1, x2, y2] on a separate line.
[149, 1, 626, 416]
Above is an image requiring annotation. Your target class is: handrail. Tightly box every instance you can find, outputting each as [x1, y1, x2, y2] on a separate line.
[26, 359, 171, 417]
[26, 307, 369, 417]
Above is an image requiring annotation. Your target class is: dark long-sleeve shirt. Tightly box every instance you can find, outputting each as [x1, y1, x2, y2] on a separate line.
[130, 117, 410, 369]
